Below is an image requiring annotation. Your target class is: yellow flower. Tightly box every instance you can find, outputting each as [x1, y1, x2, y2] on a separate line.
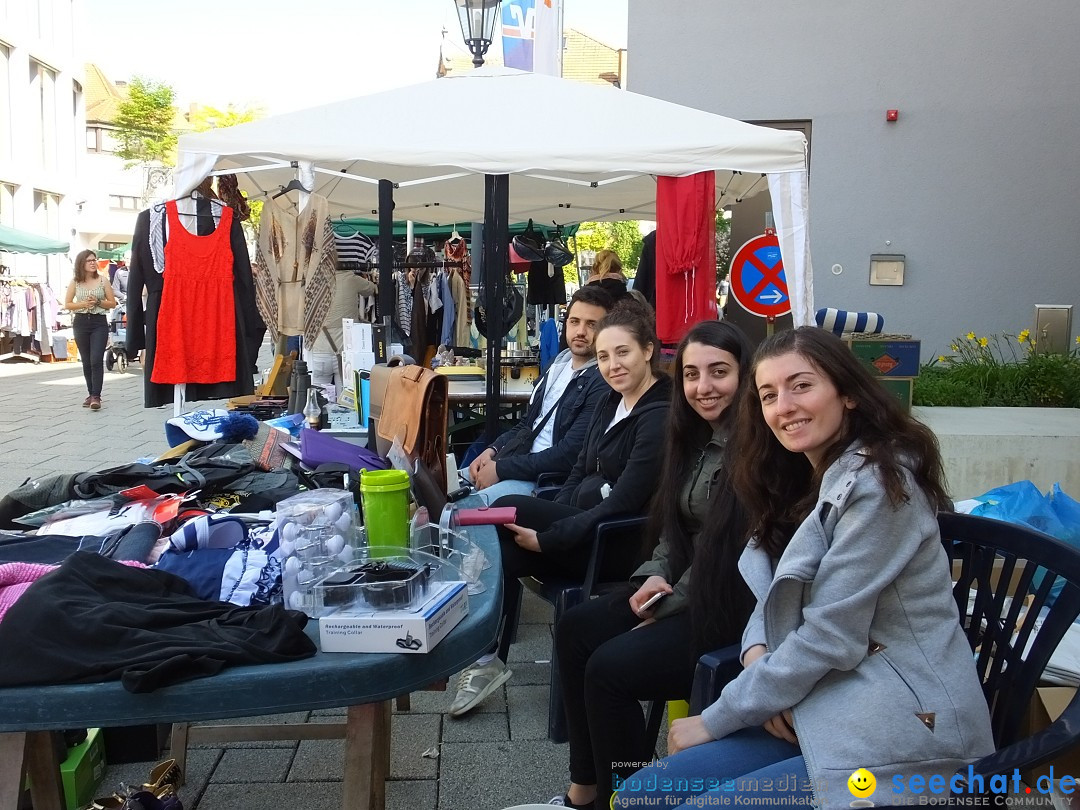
[938, 355, 947, 362]
[966, 332, 976, 340]
[1075, 335, 1080, 345]
[950, 344, 959, 352]
[978, 337, 988, 347]
[1018, 329, 1030, 343]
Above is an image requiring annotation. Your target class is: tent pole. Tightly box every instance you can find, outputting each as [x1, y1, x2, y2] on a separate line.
[483, 174, 509, 441]
[377, 180, 394, 334]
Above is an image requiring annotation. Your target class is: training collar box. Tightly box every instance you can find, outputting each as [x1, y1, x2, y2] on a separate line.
[318, 581, 468, 653]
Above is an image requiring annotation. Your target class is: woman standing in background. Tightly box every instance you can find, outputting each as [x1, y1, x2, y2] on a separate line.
[65, 249, 117, 410]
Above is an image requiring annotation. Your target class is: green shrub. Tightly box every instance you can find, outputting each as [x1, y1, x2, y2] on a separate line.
[913, 369, 986, 407]
[919, 331, 1080, 408]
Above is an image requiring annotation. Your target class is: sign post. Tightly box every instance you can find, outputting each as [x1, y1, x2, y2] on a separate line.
[728, 229, 790, 336]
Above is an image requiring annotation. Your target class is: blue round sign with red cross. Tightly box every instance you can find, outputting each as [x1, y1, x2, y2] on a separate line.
[728, 233, 790, 318]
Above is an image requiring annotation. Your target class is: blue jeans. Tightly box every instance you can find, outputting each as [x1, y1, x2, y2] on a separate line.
[72, 313, 108, 397]
[613, 728, 810, 809]
[459, 465, 536, 501]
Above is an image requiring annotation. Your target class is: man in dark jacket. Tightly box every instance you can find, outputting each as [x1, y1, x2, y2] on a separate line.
[465, 286, 613, 501]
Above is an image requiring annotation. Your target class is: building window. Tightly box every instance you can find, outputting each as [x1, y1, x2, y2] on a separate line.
[86, 127, 99, 152]
[108, 194, 139, 210]
[98, 241, 125, 253]
[0, 43, 10, 162]
[28, 59, 58, 170]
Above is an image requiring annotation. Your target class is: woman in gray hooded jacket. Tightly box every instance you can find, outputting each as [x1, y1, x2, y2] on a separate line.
[616, 327, 995, 810]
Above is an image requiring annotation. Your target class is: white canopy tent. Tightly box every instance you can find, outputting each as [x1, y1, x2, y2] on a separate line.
[175, 66, 813, 325]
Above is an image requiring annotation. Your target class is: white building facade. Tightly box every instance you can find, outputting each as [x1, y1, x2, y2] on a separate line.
[0, 0, 82, 289]
[629, 0, 1080, 356]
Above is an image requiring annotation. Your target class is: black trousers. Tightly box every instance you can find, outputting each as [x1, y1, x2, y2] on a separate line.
[72, 313, 108, 397]
[493, 494, 590, 662]
[555, 588, 699, 803]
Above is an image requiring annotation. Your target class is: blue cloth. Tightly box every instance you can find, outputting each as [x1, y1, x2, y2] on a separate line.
[439, 271, 456, 347]
[539, 317, 559, 373]
[154, 523, 282, 606]
[614, 728, 809, 809]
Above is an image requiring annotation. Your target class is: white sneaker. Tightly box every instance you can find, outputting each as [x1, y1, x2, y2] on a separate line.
[448, 659, 513, 717]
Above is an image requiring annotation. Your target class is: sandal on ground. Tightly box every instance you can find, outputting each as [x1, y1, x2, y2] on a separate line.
[86, 796, 126, 810]
[141, 758, 183, 794]
[125, 790, 183, 810]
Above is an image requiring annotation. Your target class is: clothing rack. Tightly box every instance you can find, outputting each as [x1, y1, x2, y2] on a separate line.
[0, 278, 50, 364]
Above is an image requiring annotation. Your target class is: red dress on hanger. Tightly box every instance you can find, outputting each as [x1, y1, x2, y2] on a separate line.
[151, 201, 237, 384]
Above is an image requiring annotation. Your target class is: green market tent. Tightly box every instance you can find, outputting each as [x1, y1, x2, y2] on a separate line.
[0, 224, 69, 255]
[96, 243, 131, 260]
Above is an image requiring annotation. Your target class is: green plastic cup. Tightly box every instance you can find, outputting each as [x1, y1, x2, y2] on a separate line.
[360, 469, 411, 554]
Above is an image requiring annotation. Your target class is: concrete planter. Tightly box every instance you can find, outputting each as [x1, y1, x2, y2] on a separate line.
[913, 406, 1080, 500]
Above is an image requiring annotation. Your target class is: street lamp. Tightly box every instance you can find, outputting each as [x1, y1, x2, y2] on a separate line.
[454, 0, 502, 68]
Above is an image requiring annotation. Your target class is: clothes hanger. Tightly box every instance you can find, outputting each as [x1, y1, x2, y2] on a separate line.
[450, 223, 461, 240]
[272, 178, 313, 200]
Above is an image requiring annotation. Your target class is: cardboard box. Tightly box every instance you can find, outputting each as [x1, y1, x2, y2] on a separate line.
[877, 377, 914, 413]
[60, 727, 106, 810]
[844, 334, 921, 377]
[1022, 687, 1080, 790]
[326, 403, 360, 429]
[341, 319, 371, 354]
[371, 324, 388, 363]
[319, 581, 468, 653]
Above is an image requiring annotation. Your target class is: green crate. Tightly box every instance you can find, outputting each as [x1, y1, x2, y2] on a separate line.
[844, 335, 921, 377]
[878, 377, 914, 413]
[60, 728, 106, 810]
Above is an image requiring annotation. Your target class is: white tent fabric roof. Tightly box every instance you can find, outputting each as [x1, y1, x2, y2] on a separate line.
[175, 66, 813, 324]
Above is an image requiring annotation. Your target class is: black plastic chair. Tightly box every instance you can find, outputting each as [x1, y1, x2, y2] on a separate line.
[499, 514, 648, 742]
[688, 511, 1080, 785]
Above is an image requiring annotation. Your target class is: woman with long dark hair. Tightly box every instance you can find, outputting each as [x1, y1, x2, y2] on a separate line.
[450, 300, 673, 718]
[550, 320, 756, 810]
[65, 249, 117, 410]
[617, 327, 994, 810]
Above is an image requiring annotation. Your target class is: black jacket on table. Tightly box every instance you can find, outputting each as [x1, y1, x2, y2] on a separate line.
[489, 350, 609, 484]
[0, 552, 316, 693]
[126, 205, 266, 408]
[538, 375, 672, 554]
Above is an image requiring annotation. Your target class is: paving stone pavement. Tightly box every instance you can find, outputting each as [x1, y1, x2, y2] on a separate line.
[0, 352, 635, 810]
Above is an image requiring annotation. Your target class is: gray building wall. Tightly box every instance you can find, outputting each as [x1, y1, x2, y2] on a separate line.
[629, 0, 1080, 357]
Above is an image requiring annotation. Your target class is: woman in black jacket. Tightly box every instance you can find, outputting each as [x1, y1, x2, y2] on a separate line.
[450, 300, 672, 717]
[551, 321, 755, 810]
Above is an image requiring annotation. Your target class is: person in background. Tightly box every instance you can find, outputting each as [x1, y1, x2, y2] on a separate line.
[113, 260, 129, 304]
[451, 300, 672, 717]
[466, 286, 614, 501]
[616, 327, 994, 810]
[586, 249, 629, 301]
[65, 249, 117, 410]
[550, 320, 756, 810]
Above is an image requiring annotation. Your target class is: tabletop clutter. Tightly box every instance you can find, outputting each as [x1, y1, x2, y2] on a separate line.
[274, 479, 477, 654]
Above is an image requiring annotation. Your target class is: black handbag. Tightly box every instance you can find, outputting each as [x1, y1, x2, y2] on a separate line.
[474, 275, 524, 339]
[511, 218, 546, 263]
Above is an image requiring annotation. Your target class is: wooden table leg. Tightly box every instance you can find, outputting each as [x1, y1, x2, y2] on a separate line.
[24, 731, 64, 810]
[342, 701, 391, 810]
[170, 723, 190, 784]
[0, 733, 27, 810]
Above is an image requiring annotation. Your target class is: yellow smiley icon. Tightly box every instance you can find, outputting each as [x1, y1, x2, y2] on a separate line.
[847, 768, 876, 798]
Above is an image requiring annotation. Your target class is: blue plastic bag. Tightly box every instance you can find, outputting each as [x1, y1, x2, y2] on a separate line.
[971, 480, 1080, 605]
[970, 480, 1068, 539]
[1049, 483, 1080, 545]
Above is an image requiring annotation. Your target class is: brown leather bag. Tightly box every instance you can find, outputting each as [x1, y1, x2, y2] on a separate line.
[372, 360, 449, 487]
